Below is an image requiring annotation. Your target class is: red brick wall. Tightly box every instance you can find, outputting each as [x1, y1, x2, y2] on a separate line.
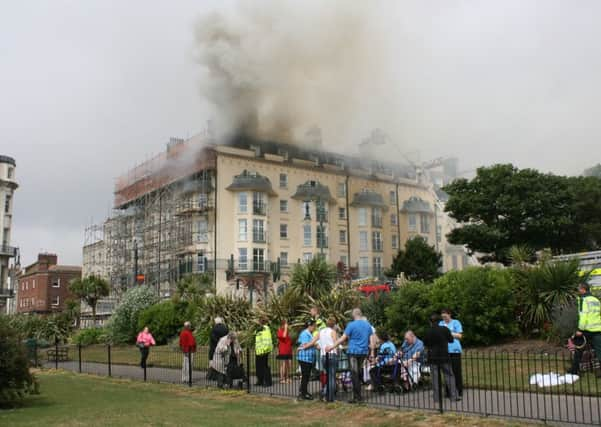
[17, 270, 80, 313]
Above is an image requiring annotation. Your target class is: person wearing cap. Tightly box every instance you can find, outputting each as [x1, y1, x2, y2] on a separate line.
[568, 283, 601, 377]
[297, 320, 318, 400]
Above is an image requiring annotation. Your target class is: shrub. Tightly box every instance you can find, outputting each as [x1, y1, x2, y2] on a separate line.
[71, 327, 107, 346]
[0, 317, 38, 407]
[360, 292, 392, 331]
[106, 286, 159, 344]
[290, 257, 336, 299]
[137, 301, 192, 345]
[429, 267, 519, 346]
[194, 294, 254, 346]
[385, 281, 433, 340]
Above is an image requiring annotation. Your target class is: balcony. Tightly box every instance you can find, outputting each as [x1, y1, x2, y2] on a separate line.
[175, 198, 214, 216]
[252, 203, 266, 216]
[236, 260, 271, 274]
[371, 216, 383, 228]
[0, 288, 14, 298]
[0, 244, 17, 257]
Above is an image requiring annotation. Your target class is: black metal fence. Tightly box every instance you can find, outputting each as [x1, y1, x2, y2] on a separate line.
[35, 342, 601, 425]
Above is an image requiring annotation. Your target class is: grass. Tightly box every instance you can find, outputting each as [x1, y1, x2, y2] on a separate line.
[41, 344, 601, 396]
[0, 371, 535, 427]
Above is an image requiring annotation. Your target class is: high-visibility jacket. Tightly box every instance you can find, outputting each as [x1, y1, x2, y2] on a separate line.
[255, 325, 273, 355]
[578, 294, 601, 333]
[312, 317, 326, 337]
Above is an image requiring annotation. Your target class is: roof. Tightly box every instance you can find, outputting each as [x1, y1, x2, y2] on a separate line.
[0, 155, 16, 166]
[350, 190, 388, 209]
[401, 196, 433, 213]
[48, 265, 82, 272]
[225, 170, 277, 196]
[291, 180, 335, 203]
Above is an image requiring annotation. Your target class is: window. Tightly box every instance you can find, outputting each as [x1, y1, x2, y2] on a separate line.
[32, 279, 36, 289]
[390, 190, 397, 205]
[253, 192, 266, 215]
[197, 253, 206, 272]
[238, 219, 247, 241]
[303, 224, 312, 246]
[51, 296, 60, 306]
[280, 199, 288, 213]
[408, 214, 417, 232]
[359, 231, 368, 251]
[303, 252, 313, 263]
[253, 248, 265, 271]
[4, 195, 11, 214]
[392, 234, 398, 250]
[373, 257, 382, 277]
[337, 182, 346, 198]
[302, 201, 311, 220]
[358, 208, 368, 226]
[359, 257, 369, 277]
[316, 201, 328, 222]
[279, 173, 288, 188]
[280, 223, 288, 239]
[372, 208, 382, 228]
[372, 231, 383, 251]
[420, 213, 430, 234]
[391, 213, 398, 226]
[316, 225, 327, 248]
[253, 219, 265, 242]
[238, 248, 248, 270]
[197, 219, 208, 242]
[280, 252, 288, 267]
[338, 207, 346, 220]
[339, 230, 347, 244]
[238, 192, 248, 213]
[7, 167, 14, 179]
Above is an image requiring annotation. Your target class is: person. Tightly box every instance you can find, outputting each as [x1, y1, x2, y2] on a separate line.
[277, 319, 293, 384]
[568, 283, 601, 377]
[310, 306, 326, 334]
[439, 309, 463, 396]
[318, 317, 338, 401]
[297, 320, 318, 400]
[208, 317, 229, 380]
[367, 330, 396, 391]
[212, 332, 242, 388]
[179, 321, 197, 383]
[326, 308, 374, 404]
[136, 326, 156, 369]
[424, 314, 460, 402]
[254, 317, 273, 387]
[400, 330, 425, 387]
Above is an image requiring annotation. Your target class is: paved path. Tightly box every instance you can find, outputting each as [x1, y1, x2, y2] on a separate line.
[44, 361, 600, 426]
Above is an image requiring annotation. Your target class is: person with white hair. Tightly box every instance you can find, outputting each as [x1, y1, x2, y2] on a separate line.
[179, 321, 197, 383]
[326, 308, 374, 404]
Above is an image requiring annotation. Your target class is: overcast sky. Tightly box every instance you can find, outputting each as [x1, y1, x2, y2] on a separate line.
[2, 1, 601, 266]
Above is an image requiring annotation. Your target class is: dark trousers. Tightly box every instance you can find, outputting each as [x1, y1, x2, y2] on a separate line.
[299, 361, 313, 395]
[349, 354, 366, 401]
[255, 353, 272, 386]
[139, 347, 149, 369]
[369, 365, 393, 388]
[432, 362, 457, 402]
[449, 353, 463, 395]
[571, 332, 601, 374]
[322, 354, 337, 401]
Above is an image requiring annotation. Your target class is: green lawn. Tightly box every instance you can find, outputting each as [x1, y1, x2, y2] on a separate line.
[0, 371, 534, 427]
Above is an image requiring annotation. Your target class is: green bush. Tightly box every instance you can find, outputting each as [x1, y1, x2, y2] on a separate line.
[385, 281, 433, 340]
[361, 292, 392, 331]
[106, 286, 159, 344]
[429, 267, 519, 346]
[137, 301, 194, 345]
[0, 316, 38, 407]
[71, 327, 107, 346]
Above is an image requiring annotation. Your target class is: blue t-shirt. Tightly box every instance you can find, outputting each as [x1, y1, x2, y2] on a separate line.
[297, 329, 315, 363]
[439, 319, 463, 353]
[401, 338, 424, 362]
[344, 319, 373, 356]
[377, 341, 397, 367]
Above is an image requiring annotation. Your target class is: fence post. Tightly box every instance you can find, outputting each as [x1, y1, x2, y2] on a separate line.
[34, 340, 38, 368]
[325, 353, 331, 402]
[78, 344, 82, 373]
[437, 364, 444, 414]
[54, 337, 59, 370]
[246, 347, 251, 394]
[188, 351, 192, 387]
[107, 344, 112, 377]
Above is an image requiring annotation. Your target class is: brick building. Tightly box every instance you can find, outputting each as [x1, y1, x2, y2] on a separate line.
[17, 254, 81, 314]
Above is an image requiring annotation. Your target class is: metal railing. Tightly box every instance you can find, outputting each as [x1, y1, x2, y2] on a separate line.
[33, 341, 601, 425]
[0, 244, 17, 257]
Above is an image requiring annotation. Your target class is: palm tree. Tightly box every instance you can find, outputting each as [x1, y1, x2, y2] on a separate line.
[290, 257, 336, 299]
[69, 275, 110, 327]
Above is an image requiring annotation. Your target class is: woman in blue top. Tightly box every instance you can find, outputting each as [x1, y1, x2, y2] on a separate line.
[297, 320, 318, 400]
[367, 330, 396, 391]
[439, 309, 463, 396]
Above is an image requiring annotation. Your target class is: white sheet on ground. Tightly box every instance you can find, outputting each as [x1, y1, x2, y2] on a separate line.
[529, 372, 579, 387]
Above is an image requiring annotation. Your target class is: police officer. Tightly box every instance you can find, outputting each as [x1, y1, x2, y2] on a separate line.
[254, 317, 273, 387]
[569, 283, 601, 377]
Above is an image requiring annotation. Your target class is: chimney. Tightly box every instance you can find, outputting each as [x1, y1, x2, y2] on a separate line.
[37, 253, 58, 272]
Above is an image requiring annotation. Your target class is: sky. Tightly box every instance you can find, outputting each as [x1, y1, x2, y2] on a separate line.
[2, 0, 601, 266]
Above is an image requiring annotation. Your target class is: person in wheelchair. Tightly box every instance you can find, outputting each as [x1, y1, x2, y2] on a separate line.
[367, 330, 397, 391]
[399, 330, 425, 390]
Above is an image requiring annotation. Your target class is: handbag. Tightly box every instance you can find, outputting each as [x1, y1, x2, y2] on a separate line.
[136, 342, 145, 349]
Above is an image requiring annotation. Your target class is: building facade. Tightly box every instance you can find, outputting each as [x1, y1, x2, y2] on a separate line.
[0, 155, 18, 312]
[84, 135, 470, 301]
[16, 254, 81, 314]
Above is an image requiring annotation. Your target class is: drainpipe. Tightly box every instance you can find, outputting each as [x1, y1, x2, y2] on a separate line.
[345, 175, 351, 266]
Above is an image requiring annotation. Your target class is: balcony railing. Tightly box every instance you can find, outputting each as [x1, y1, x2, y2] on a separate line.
[0, 288, 15, 298]
[371, 216, 383, 228]
[0, 244, 17, 257]
[252, 203, 266, 216]
[236, 260, 271, 273]
[252, 231, 266, 243]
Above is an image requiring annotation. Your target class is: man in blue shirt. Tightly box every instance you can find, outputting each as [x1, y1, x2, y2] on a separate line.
[400, 330, 424, 387]
[297, 320, 317, 400]
[439, 309, 463, 396]
[327, 308, 374, 403]
[367, 330, 396, 391]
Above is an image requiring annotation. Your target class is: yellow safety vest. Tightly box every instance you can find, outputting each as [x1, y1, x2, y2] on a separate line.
[255, 325, 273, 355]
[578, 295, 601, 333]
[312, 317, 326, 337]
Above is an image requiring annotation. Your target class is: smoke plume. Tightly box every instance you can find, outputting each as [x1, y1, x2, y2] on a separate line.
[194, 1, 397, 150]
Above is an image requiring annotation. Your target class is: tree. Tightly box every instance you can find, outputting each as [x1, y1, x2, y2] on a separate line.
[443, 164, 601, 263]
[385, 236, 442, 282]
[583, 163, 601, 178]
[289, 257, 336, 299]
[106, 286, 158, 344]
[173, 273, 213, 305]
[69, 275, 110, 327]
